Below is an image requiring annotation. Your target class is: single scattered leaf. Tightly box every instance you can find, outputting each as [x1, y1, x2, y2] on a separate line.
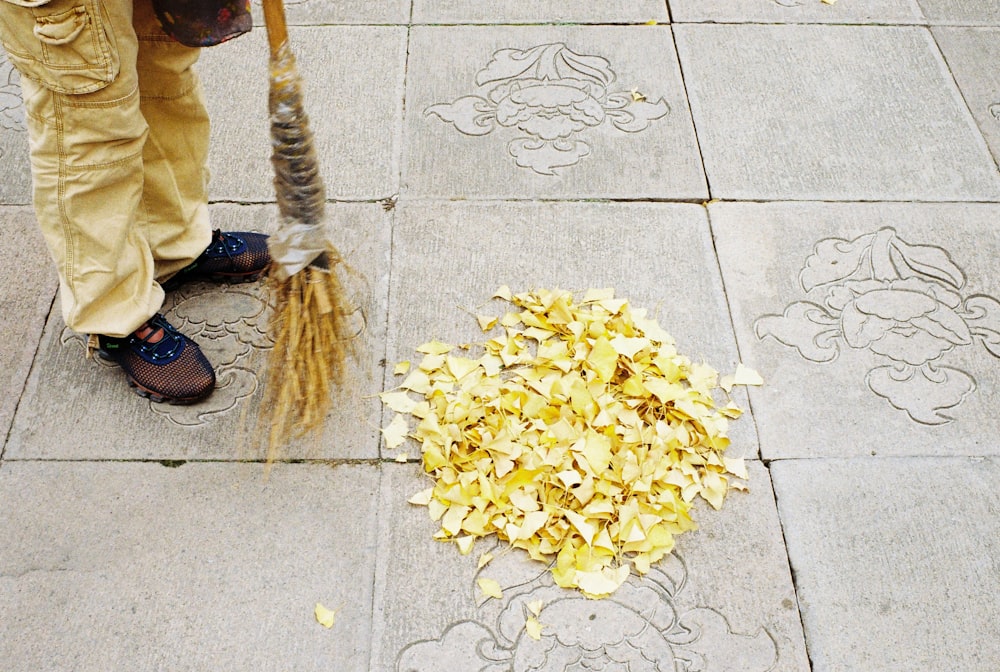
[456, 535, 475, 555]
[477, 552, 494, 569]
[393, 361, 411, 376]
[477, 577, 503, 600]
[380, 390, 418, 414]
[381, 414, 409, 449]
[527, 599, 544, 617]
[314, 603, 337, 628]
[416, 340, 454, 355]
[408, 488, 433, 506]
[394, 452, 409, 463]
[734, 364, 764, 386]
[477, 315, 499, 331]
[525, 616, 544, 640]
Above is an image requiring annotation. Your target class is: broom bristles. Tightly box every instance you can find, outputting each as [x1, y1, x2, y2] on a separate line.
[259, 250, 354, 464]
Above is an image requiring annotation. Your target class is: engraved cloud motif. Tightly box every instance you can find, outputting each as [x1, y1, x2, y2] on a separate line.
[755, 228, 1000, 425]
[397, 551, 777, 672]
[426, 43, 670, 175]
[1, 52, 26, 132]
[62, 281, 272, 426]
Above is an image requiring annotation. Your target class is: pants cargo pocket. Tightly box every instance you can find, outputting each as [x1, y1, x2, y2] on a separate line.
[0, 0, 118, 94]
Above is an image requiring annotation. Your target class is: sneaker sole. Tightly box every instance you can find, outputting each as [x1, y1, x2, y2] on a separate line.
[161, 269, 266, 292]
[126, 377, 210, 405]
[98, 350, 213, 405]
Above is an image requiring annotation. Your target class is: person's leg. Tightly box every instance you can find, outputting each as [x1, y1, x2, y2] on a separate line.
[0, 0, 215, 402]
[0, 0, 162, 338]
[131, 0, 212, 282]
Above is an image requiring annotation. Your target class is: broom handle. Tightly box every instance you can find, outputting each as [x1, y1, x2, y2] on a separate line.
[261, 0, 289, 55]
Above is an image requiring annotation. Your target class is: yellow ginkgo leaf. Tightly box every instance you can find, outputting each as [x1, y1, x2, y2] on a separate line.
[380, 390, 418, 414]
[416, 340, 454, 355]
[381, 414, 409, 449]
[393, 360, 411, 376]
[525, 616, 544, 640]
[477, 315, 499, 331]
[382, 289, 755, 599]
[408, 488, 433, 506]
[456, 535, 475, 555]
[314, 603, 337, 628]
[477, 578, 503, 600]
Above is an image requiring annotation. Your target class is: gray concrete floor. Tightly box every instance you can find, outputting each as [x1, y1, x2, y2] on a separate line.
[2, 2, 999, 670]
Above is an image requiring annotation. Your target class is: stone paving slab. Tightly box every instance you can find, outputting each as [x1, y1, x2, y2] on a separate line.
[200, 26, 406, 202]
[5, 203, 389, 462]
[0, 52, 31, 206]
[402, 25, 707, 200]
[385, 201, 757, 458]
[771, 457, 1000, 671]
[711, 201, 1000, 460]
[917, 0, 1000, 25]
[0, 208, 56, 449]
[412, 0, 669, 24]
[669, 0, 924, 25]
[674, 24, 1000, 202]
[371, 461, 808, 672]
[250, 0, 410, 25]
[0, 461, 378, 671]
[934, 28, 1000, 169]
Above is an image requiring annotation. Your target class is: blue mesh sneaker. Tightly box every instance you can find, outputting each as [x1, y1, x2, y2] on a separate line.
[97, 314, 216, 404]
[163, 229, 271, 290]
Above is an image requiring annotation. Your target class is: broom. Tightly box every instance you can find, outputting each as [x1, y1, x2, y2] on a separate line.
[258, 0, 352, 461]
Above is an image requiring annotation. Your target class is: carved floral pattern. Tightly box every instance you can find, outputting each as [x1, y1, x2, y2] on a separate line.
[62, 282, 273, 426]
[755, 228, 1000, 425]
[426, 43, 670, 176]
[990, 103, 1000, 121]
[1, 52, 26, 132]
[397, 550, 777, 672]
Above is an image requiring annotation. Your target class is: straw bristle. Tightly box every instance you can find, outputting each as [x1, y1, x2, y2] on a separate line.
[259, 251, 353, 463]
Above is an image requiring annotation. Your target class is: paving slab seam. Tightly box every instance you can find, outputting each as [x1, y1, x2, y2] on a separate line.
[375, 23, 413, 460]
[394, 196, 716, 205]
[363, 463, 385, 672]
[762, 454, 998, 464]
[764, 460, 819, 672]
[0, 291, 56, 463]
[1, 457, 392, 466]
[673, 24, 712, 198]
[207, 197, 401, 206]
[391, 196, 1000, 207]
[670, 20, 936, 27]
[703, 206, 764, 461]
[406, 21, 672, 27]
[929, 29, 1000, 175]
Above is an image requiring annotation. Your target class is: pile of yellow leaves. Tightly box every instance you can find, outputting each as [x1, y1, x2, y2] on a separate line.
[381, 288, 761, 599]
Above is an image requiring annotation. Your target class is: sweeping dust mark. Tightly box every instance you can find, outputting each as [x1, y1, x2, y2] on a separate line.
[396, 550, 778, 672]
[426, 43, 670, 176]
[755, 227, 1000, 425]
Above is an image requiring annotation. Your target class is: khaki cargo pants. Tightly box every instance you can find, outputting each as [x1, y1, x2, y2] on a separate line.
[0, 0, 212, 337]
